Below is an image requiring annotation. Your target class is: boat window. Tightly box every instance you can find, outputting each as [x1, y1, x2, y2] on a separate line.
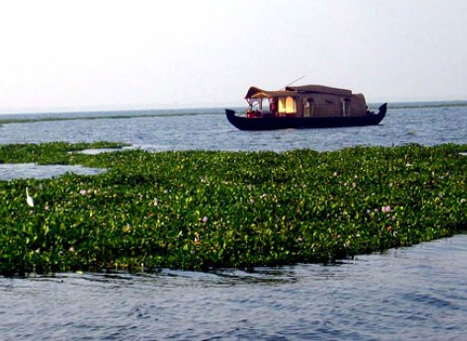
[342, 98, 351, 117]
[278, 97, 297, 114]
[304, 98, 314, 117]
[285, 97, 296, 114]
[278, 98, 286, 114]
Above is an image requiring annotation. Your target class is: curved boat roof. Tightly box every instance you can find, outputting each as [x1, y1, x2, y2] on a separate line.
[245, 84, 352, 99]
[286, 85, 352, 96]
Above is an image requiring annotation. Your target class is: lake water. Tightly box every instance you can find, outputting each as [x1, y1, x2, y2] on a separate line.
[0, 105, 466, 152]
[0, 104, 466, 340]
[1, 235, 466, 340]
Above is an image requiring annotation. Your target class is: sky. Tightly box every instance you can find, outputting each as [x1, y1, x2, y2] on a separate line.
[0, 0, 466, 113]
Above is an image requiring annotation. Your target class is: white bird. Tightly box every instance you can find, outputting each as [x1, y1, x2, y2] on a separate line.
[26, 187, 34, 207]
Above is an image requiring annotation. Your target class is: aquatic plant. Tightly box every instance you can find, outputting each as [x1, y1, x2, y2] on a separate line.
[0, 142, 465, 276]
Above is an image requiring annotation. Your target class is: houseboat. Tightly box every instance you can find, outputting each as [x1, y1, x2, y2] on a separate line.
[226, 84, 387, 130]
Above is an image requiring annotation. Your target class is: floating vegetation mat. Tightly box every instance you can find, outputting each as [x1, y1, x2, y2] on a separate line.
[0, 142, 465, 276]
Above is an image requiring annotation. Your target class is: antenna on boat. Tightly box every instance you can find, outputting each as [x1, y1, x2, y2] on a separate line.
[282, 76, 305, 90]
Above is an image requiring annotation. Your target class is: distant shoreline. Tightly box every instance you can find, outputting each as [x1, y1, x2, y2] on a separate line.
[385, 100, 467, 109]
[0, 100, 466, 125]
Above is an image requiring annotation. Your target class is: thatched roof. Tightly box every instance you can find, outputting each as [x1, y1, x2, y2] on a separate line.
[286, 85, 352, 96]
[244, 86, 295, 99]
[245, 84, 352, 99]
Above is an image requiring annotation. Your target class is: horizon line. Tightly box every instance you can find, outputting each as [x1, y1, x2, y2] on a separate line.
[1, 98, 467, 116]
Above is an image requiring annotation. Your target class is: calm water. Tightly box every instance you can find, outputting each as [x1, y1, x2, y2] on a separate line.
[0, 163, 106, 181]
[0, 104, 466, 340]
[0, 105, 466, 152]
[1, 235, 466, 340]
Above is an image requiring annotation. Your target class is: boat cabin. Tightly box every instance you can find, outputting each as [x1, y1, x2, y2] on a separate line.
[245, 84, 368, 118]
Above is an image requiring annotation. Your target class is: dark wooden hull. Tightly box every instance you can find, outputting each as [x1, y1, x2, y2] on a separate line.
[226, 103, 387, 131]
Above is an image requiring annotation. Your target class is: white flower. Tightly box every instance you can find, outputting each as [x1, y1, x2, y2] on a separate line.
[381, 205, 392, 213]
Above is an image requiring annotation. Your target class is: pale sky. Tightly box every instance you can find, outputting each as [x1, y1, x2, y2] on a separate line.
[0, 0, 466, 113]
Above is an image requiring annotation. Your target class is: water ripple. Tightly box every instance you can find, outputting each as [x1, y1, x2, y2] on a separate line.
[0, 106, 466, 152]
[1, 235, 466, 340]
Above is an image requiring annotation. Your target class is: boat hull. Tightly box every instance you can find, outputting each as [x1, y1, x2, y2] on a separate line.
[226, 103, 387, 131]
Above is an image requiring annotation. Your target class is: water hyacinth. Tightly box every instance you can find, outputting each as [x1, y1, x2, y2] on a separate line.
[0, 142, 465, 276]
